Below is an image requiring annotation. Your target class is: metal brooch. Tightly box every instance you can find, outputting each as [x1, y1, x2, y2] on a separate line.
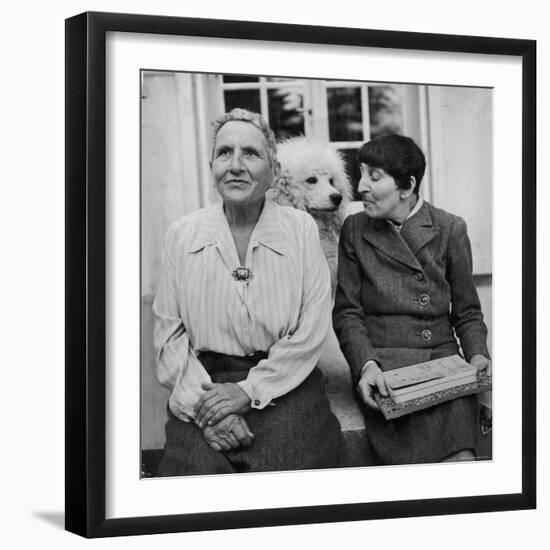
[232, 266, 253, 283]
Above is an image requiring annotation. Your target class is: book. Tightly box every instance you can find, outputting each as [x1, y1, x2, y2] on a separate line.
[383, 354, 477, 404]
[375, 375, 492, 420]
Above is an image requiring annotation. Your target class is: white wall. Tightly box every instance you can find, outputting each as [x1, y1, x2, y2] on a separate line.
[427, 86, 493, 274]
[141, 72, 217, 296]
[2, 1, 547, 549]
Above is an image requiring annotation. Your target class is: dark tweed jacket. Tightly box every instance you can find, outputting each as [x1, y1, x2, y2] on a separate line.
[333, 200, 489, 386]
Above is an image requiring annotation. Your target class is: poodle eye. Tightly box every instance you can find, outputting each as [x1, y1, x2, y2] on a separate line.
[329, 177, 335, 187]
[305, 176, 317, 184]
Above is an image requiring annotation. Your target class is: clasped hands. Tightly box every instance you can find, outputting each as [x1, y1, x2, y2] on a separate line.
[194, 382, 253, 452]
[358, 354, 492, 411]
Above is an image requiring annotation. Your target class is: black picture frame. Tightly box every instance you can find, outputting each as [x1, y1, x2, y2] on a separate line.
[65, 11, 536, 538]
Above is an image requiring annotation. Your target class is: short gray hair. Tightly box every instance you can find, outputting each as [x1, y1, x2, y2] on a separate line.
[211, 108, 278, 167]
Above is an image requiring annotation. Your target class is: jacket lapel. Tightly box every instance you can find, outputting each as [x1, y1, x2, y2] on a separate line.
[400, 201, 438, 256]
[362, 218, 422, 271]
[361, 201, 437, 271]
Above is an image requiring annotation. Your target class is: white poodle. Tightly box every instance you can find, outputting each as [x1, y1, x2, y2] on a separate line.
[268, 137, 353, 294]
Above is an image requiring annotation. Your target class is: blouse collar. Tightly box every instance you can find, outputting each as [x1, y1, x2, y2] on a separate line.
[387, 195, 424, 231]
[189, 199, 286, 256]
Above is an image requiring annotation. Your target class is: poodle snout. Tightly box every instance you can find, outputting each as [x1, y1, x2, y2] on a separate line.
[330, 193, 343, 206]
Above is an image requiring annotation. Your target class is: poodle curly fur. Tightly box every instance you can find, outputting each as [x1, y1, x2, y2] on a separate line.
[267, 137, 353, 294]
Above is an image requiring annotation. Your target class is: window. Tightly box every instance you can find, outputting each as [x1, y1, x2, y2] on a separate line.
[222, 75, 306, 140]
[219, 75, 419, 199]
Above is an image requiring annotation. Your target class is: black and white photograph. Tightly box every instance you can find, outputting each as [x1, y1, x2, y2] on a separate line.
[3, 0, 545, 546]
[140, 71, 493, 477]
[59, 7, 537, 541]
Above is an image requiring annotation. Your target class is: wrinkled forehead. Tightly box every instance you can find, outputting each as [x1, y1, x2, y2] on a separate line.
[213, 120, 270, 152]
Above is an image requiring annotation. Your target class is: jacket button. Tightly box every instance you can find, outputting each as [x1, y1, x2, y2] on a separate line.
[254, 400, 261, 406]
[421, 329, 432, 341]
[419, 293, 430, 306]
[415, 272, 425, 281]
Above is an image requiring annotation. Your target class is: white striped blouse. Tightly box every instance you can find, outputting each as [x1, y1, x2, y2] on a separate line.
[152, 199, 332, 422]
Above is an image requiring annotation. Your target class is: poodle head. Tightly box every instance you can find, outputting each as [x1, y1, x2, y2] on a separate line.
[269, 137, 353, 217]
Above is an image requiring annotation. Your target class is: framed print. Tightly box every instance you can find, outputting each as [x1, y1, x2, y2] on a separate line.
[65, 11, 536, 538]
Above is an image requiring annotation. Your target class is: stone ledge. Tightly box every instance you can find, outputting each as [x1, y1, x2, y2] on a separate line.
[318, 329, 379, 466]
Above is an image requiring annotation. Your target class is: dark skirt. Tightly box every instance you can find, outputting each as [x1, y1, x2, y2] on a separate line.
[361, 345, 478, 465]
[157, 351, 342, 476]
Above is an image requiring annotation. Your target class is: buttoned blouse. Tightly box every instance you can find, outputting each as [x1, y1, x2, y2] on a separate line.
[153, 199, 332, 422]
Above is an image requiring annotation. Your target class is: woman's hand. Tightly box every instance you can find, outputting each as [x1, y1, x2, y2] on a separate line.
[470, 354, 492, 377]
[357, 360, 388, 410]
[202, 414, 255, 452]
[195, 382, 251, 428]
[470, 354, 492, 413]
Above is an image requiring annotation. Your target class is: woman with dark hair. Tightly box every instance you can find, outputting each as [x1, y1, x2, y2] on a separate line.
[333, 134, 491, 464]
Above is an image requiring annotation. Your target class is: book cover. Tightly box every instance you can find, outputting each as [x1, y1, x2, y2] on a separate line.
[390, 372, 478, 402]
[375, 375, 492, 420]
[384, 354, 477, 403]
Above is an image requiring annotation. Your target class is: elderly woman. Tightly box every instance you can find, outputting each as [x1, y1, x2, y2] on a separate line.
[333, 135, 491, 465]
[153, 108, 341, 475]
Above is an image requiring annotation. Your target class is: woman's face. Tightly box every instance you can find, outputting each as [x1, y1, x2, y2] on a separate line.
[211, 121, 276, 208]
[357, 162, 403, 220]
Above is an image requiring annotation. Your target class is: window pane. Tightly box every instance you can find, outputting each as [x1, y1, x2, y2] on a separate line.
[368, 85, 403, 138]
[327, 87, 363, 142]
[223, 74, 260, 83]
[224, 89, 261, 114]
[265, 76, 295, 82]
[338, 148, 362, 201]
[267, 88, 304, 140]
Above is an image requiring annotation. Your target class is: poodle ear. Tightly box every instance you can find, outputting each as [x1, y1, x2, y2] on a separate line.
[272, 171, 291, 193]
[267, 173, 294, 207]
[284, 173, 308, 211]
[267, 171, 307, 211]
